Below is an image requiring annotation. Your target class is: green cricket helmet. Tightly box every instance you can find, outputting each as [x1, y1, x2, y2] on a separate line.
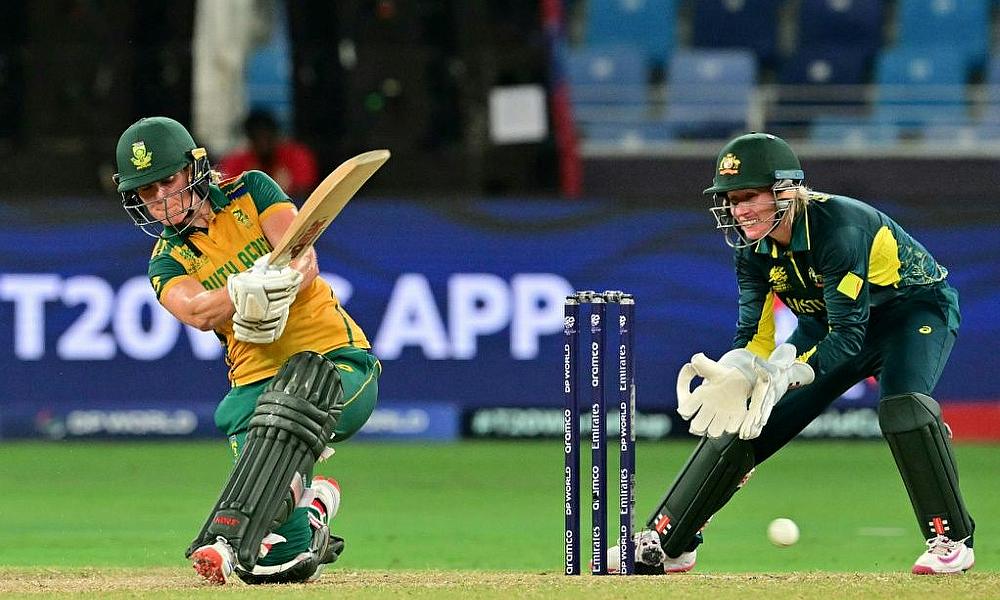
[703, 132, 804, 196]
[704, 133, 805, 248]
[113, 116, 212, 237]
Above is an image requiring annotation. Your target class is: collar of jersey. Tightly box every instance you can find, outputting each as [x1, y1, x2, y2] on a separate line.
[161, 186, 226, 238]
[753, 202, 811, 256]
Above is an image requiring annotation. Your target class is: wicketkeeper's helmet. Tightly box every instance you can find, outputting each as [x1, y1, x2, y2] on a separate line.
[703, 132, 804, 196]
[704, 132, 805, 248]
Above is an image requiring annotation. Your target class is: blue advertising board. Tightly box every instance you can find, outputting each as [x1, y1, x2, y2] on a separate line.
[0, 199, 997, 439]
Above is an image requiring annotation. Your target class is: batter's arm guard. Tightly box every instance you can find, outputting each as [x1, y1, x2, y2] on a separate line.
[645, 434, 755, 558]
[879, 393, 973, 541]
[186, 351, 345, 570]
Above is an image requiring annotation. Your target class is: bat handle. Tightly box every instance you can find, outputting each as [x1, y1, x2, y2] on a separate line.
[264, 253, 292, 271]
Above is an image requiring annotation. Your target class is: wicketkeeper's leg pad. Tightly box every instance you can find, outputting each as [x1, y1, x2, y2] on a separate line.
[878, 393, 973, 542]
[645, 434, 755, 558]
[187, 351, 345, 570]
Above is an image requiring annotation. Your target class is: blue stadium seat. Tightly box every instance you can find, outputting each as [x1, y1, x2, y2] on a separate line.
[895, 0, 990, 71]
[979, 55, 1000, 124]
[663, 49, 756, 139]
[809, 115, 900, 146]
[690, 0, 783, 68]
[566, 45, 649, 123]
[774, 45, 871, 131]
[872, 48, 969, 130]
[584, 0, 677, 71]
[797, 0, 884, 61]
[582, 122, 675, 146]
[779, 45, 871, 86]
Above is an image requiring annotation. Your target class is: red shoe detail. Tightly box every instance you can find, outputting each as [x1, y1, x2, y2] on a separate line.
[191, 546, 229, 584]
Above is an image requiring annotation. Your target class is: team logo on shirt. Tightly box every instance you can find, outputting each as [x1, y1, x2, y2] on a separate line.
[718, 153, 741, 175]
[175, 245, 209, 272]
[130, 141, 153, 170]
[808, 267, 824, 287]
[231, 208, 252, 228]
[769, 266, 791, 292]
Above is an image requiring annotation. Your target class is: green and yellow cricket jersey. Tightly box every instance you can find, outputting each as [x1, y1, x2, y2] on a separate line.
[733, 192, 950, 375]
[147, 170, 370, 386]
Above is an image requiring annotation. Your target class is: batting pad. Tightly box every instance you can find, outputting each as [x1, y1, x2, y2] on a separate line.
[187, 351, 344, 570]
[879, 393, 973, 541]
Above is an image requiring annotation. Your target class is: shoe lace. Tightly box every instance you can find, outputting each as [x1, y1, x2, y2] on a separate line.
[925, 535, 970, 555]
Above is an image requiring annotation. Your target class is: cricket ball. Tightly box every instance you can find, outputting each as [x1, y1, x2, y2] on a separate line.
[767, 518, 799, 547]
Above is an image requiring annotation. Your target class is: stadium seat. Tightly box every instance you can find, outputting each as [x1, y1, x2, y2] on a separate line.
[979, 55, 1000, 125]
[779, 45, 871, 86]
[663, 49, 756, 139]
[872, 48, 969, 130]
[584, 0, 678, 71]
[773, 45, 871, 132]
[566, 44, 649, 124]
[895, 0, 990, 72]
[582, 122, 675, 147]
[809, 115, 900, 146]
[797, 0, 884, 62]
[690, 0, 783, 68]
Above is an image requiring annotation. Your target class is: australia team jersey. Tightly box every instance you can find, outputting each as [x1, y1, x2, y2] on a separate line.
[147, 170, 370, 386]
[732, 192, 948, 375]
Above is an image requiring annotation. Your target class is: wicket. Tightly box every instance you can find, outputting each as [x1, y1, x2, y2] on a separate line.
[564, 290, 636, 575]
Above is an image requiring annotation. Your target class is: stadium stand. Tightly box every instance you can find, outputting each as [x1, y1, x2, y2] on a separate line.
[690, 0, 783, 69]
[872, 47, 969, 131]
[894, 0, 990, 72]
[584, 0, 678, 72]
[797, 0, 884, 63]
[663, 48, 757, 139]
[809, 115, 900, 146]
[567, 44, 649, 119]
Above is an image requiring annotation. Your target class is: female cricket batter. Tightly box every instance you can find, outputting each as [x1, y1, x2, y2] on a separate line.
[114, 116, 380, 584]
[614, 132, 975, 575]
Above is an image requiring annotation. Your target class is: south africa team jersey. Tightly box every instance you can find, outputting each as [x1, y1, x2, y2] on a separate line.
[147, 170, 370, 386]
[732, 192, 950, 375]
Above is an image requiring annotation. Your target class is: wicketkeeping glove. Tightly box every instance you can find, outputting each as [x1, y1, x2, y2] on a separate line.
[739, 343, 814, 440]
[676, 348, 757, 438]
[227, 254, 304, 344]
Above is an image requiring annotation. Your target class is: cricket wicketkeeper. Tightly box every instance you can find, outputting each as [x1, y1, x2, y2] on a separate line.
[609, 132, 975, 575]
[114, 116, 381, 584]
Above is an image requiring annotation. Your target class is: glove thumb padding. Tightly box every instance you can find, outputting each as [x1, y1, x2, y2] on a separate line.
[676, 361, 702, 419]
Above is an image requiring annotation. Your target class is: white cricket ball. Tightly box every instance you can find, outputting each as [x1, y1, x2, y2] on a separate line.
[767, 518, 799, 547]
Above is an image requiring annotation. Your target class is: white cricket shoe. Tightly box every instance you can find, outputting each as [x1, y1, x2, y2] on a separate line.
[191, 537, 236, 584]
[912, 535, 975, 575]
[606, 530, 696, 574]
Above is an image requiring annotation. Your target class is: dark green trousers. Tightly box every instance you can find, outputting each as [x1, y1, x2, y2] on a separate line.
[752, 282, 959, 463]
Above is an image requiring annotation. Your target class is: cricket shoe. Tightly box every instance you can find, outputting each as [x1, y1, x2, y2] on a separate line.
[311, 476, 345, 568]
[606, 530, 696, 574]
[190, 537, 236, 584]
[311, 476, 341, 524]
[235, 478, 345, 585]
[912, 535, 974, 574]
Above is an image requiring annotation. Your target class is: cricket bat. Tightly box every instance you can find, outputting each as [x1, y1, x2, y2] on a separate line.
[267, 149, 390, 268]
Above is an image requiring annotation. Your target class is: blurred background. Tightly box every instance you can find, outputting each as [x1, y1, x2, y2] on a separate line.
[0, 0, 998, 446]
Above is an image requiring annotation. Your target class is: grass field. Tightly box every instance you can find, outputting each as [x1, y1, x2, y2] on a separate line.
[1, 439, 997, 597]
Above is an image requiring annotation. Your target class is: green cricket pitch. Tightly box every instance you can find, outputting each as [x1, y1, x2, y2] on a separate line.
[1, 439, 996, 598]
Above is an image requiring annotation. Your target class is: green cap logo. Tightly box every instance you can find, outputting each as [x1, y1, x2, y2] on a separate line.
[130, 141, 153, 170]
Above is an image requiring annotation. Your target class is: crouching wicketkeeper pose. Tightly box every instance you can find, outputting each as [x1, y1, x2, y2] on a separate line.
[609, 132, 975, 575]
[114, 117, 381, 584]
